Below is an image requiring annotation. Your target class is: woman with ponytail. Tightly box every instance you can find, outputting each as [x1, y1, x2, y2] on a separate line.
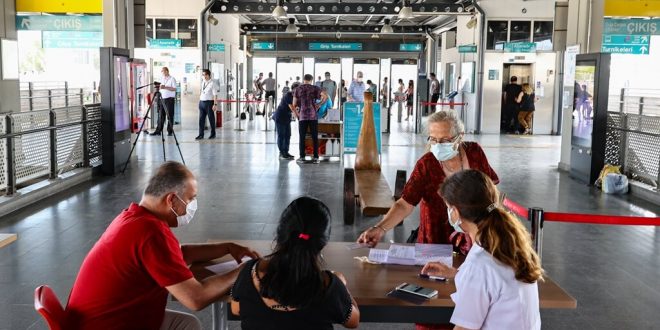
[230, 197, 360, 329]
[422, 169, 543, 330]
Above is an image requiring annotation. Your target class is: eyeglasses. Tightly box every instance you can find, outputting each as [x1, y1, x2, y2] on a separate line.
[427, 135, 458, 145]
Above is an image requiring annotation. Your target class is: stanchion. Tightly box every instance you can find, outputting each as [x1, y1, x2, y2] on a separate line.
[529, 207, 544, 263]
[263, 96, 272, 132]
[235, 99, 244, 131]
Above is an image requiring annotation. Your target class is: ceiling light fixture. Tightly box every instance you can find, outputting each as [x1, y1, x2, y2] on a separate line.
[272, 0, 288, 19]
[207, 14, 218, 26]
[296, 32, 303, 37]
[371, 33, 380, 39]
[285, 18, 299, 33]
[466, 15, 477, 29]
[381, 18, 394, 34]
[398, 1, 414, 19]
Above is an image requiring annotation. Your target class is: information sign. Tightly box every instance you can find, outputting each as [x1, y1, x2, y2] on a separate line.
[309, 43, 362, 51]
[343, 102, 381, 154]
[16, 15, 102, 32]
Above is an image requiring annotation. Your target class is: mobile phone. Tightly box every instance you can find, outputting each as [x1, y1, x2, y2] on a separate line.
[395, 282, 438, 299]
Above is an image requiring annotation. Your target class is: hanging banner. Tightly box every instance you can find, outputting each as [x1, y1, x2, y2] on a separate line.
[605, 0, 660, 17]
[343, 102, 381, 154]
[16, 0, 102, 14]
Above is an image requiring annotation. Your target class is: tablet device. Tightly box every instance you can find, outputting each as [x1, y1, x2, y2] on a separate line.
[395, 282, 438, 299]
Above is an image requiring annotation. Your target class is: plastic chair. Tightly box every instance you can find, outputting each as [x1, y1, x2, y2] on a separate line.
[34, 285, 67, 330]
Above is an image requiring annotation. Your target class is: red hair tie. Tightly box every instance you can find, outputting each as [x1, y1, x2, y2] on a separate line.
[298, 233, 310, 240]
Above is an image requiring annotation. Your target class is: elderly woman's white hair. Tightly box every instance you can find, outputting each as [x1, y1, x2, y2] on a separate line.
[425, 110, 465, 152]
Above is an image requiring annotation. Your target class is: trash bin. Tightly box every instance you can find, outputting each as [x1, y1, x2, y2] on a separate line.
[216, 110, 222, 128]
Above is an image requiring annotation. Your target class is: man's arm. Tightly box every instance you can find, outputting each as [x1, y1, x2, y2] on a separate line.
[292, 96, 300, 119]
[181, 242, 259, 265]
[166, 266, 241, 311]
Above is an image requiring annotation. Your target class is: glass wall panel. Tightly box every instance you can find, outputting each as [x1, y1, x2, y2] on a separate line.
[510, 21, 531, 43]
[487, 21, 508, 50]
[178, 19, 197, 48]
[155, 19, 175, 39]
[533, 21, 553, 51]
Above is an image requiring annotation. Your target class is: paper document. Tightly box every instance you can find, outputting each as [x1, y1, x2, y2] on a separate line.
[366, 244, 453, 266]
[205, 257, 252, 275]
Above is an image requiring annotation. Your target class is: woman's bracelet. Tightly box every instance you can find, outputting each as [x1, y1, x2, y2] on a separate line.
[371, 225, 387, 233]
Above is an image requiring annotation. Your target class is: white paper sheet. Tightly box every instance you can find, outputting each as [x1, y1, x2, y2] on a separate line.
[205, 257, 252, 275]
[367, 249, 389, 263]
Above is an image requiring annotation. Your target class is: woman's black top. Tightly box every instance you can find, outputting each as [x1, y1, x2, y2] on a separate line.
[231, 259, 354, 330]
[521, 92, 536, 111]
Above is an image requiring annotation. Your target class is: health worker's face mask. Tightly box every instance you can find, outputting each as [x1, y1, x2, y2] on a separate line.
[447, 207, 464, 233]
[171, 195, 198, 227]
[431, 142, 459, 161]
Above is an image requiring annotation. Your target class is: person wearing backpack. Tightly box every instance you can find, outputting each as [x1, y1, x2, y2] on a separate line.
[516, 83, 538, 135]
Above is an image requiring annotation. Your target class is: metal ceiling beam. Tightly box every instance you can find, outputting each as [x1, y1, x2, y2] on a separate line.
[212, 1, 471, 16]
[241, 24, 430, 35]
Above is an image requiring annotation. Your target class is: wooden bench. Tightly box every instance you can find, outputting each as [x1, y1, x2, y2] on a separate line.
[343, 168, 407, 225]
[0, 233, 17, 249]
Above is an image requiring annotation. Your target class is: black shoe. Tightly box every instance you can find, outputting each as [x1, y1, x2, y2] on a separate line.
[150, 131, 161, 136]
[296, 158, 306, 164]
[208, 135, 216, 139]
[195, 135, 204, 140]
[167, 132, 173, 136]
[285, 154, 295, 159]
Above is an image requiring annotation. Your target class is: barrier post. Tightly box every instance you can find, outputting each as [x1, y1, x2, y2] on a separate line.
[529, 207, 544, 263]
[235, 99, 244, 131]
[263, 96, 271, 132]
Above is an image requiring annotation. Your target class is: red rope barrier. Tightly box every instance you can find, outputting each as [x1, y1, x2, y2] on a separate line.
[543, 212, 660, 226]
[503, 198, 529, 219]
[215, 99, 266, 104]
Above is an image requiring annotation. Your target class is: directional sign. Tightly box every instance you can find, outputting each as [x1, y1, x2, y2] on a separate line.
[16, 15, 102, 32]
[504, 42, 536, 53]
[604, 18, 660, 36]
[458, 44, 478, 53]
[148, 39, 182, 49]
[399, 43, 422, 51]
[309, 43, 362, 51]
[252, 42, 275, 50]
[207, 43, 225, 52]
[602, 34, 650, 54]
[42, 31, 102, 48]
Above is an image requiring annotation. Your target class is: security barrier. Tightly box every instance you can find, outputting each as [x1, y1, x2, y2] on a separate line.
[19, 81, 98, 112]
[0, 104, 102, 195]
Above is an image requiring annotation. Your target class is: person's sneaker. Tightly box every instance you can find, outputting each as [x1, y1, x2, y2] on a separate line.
[150, 131, 161, 136]
[285, 154, 295, 159]
[312, 157, 320, 164]
[279, 154, 289, 160]
[167, 132, 173, 136]
[208, 135, 216, 139]
[296, 158, 306, 164]
[195, 135, 204, 140]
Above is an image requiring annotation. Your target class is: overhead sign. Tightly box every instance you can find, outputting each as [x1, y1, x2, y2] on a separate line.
[458, 44, 478, 53]
[601, 43, 650, 54]
[399, 43, 422, 51]
[252, 42, 275, 50]
[16, 0, 102, 14]
[42, 31, 102, 48]
[309, 43, 362, 51]
[148, 39, 182, 49]
[16, 15, 102, 32]
[605, 0, 660, 17]
[207, 44, 225, 52]
[604, 18, 660, 35]
[504, 42, 536, 53]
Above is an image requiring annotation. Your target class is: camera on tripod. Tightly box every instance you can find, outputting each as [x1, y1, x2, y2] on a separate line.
[153, 81, 161, 92]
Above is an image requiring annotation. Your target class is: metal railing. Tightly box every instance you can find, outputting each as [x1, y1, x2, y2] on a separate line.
[606, 88, 660, 191]
[19, 81, 99, 112]
[0, 104, 102, 195]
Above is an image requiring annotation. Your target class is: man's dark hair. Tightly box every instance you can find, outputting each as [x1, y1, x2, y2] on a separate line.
[202, 69, 211, 76]
[304, 74, 314, 82]
[511, 76, 518, 83]
[367, 80, 373, 84]
[291, 82, 301, 90]
[268, 72, 273, 77]
[430, 72, 436, 78]
[325, 72, 330, 76]
[144, 161, 193, 198]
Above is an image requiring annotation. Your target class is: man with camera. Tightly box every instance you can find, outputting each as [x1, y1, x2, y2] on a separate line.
[151, 67, 177, 136]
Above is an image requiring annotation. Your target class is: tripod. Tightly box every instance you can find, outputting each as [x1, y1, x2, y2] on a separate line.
[121, 84, 186, 174]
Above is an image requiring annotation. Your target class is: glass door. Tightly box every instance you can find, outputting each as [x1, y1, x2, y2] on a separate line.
[276, 57, 303, 104]
[353, 58, 380, 102]
[391, 58, 419, 123]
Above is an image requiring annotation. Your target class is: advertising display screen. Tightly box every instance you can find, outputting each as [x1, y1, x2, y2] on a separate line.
[572, 60, 596, 148]
[114, 55, 131, 132]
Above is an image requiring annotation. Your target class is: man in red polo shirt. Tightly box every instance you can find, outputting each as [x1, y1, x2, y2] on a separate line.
[67, 161, 259, 329]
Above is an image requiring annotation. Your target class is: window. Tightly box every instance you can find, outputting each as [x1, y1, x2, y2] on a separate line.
[487, 21, 508, 50]
[146, 18, 154, 42]
[510, 21, 531, 43]
[177, 19, 197, 48]
[155, 19, 175, 39]
[534, 21, 553, 51]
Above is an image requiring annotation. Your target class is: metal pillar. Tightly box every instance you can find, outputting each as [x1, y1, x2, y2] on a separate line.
[211, 301, 229, 330]
[529, 207, 544, 263]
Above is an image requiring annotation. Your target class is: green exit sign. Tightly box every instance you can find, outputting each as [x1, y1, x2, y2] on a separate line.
[252, 42, 275, 50]
[207, 43, 225, 52]
[458, 44, 477, 53]
[504, 42, 536, 53]
[148, 39, 182, 49]
[399, 43, 422, 51]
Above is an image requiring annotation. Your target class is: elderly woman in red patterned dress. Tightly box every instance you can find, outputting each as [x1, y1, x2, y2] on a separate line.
[357, 110, 498, 252]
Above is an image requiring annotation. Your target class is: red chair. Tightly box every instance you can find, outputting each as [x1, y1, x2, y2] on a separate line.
[34, 285, 67, 330]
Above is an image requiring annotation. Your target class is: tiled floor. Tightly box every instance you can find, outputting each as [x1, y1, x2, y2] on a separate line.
[1, 96, 659, 329]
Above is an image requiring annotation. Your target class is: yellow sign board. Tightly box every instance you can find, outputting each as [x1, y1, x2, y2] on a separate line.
[605, 0, 660, 17]
[16, 0, 102, 14]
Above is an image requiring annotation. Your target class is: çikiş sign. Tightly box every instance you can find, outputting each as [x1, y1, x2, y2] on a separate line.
[604, 18, 660, 35]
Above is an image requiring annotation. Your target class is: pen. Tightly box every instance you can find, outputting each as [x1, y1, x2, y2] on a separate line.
[418, 274, 447, 282]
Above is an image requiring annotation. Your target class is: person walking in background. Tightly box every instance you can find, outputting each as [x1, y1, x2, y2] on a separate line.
[366, 80, 377, 102]
[347, 71, 366, 102]
[405, 80, 415, 120]
[516, 83, 538, 135]
[254, 72, 264, 101]
[502, 76, 522, 133]
[340, 80, 348, 104]
[261, 72, 277, 116]
[429, 72, 441, 112]
[150, 67, 177, 136]
[315, 76, 323, 88]
[231, 197, 360, 329]
[196, 69, 217, 140]
[321, 72, 337, 105]
[421, 170, 542, 330]
[293, 74, 326, 163]
[273, 82, 299, 160]
[281, 80, 290, 95]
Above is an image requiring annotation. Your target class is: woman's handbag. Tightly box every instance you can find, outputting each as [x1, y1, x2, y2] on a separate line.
[405, 227, 419, 243]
